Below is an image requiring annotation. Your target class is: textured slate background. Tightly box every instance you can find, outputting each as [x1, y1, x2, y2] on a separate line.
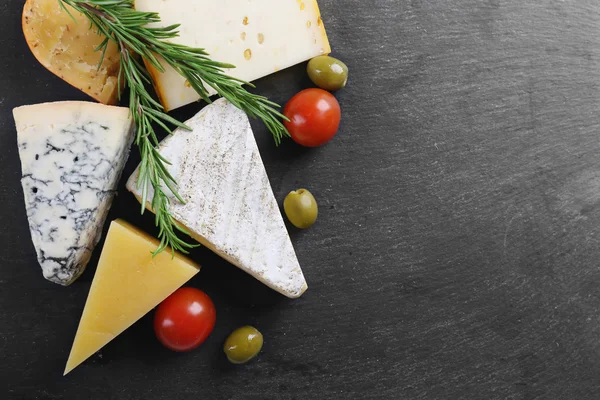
[3, 0, 600, 399]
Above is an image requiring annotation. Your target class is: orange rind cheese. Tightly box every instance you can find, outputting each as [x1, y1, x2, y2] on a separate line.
[22, 0, 121, 104]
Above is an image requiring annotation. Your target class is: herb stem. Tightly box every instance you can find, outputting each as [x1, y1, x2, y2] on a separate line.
[58, 0, 290, 255]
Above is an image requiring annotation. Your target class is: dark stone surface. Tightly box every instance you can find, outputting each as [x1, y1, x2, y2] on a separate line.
[2, 0, 600, 399]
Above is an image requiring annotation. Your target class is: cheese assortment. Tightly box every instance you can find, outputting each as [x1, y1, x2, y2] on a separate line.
[13, 101, 134, 285]
[126, 99, 308, 298]
[134, 0, 331, 111]
[64, 219, 201, 374]
[22, 0, 121, 104]
[13, 0, 348, 373]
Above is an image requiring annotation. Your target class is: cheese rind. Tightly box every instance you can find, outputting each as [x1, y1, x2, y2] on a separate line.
[126, 99, 307, 298]
[64, 219, 201, 375]
[13, 101, 134, 285]
[134, 0, 331, 111]
[22, 0, 121, 104]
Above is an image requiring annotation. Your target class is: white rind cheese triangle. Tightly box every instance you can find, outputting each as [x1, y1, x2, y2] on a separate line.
[126, 99, 307, 298]
[134, 0, 331, 111]
[13, 101, 134, 285]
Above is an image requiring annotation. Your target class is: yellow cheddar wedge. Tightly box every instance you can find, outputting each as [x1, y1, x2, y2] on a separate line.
[22, 0, 121, 104]
[64, 219, 200, 375]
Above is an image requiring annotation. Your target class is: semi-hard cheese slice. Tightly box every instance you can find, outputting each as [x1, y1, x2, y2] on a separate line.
[134, 0, 331, 111]
[126, 99, 307, 298]
[14, 101, 134, 285]
[64, 219, 201, 375]
[22, 0, 121, 104]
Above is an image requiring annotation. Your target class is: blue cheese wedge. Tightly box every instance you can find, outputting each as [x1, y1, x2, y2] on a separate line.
[126, 99, 307, 298]
[13, 101, 134, 285]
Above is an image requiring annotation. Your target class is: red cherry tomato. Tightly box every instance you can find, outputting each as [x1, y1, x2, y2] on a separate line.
[154, 287, 216, 352]
[283, 88, 341, 147]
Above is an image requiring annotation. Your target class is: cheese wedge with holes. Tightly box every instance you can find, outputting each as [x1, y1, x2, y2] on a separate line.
[14, 101, 134, 285]
[22, 0, 121, 104]
[134, 0, 331, 111]
[126, 99, 307, 298]
[64, 219, 201, 375]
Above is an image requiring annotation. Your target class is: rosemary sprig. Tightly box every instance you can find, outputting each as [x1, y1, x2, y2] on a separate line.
[58, 0, 290, 256]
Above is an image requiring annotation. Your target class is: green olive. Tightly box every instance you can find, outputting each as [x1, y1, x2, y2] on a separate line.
[284, 189, 318, 229]
[224, 326, 263, 364]
[307, 56, 349, 91]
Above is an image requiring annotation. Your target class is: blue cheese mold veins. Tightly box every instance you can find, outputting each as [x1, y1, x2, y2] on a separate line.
[13, 101, 135, 285]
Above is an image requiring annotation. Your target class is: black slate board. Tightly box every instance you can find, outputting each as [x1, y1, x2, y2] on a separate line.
[3, 0, 600, 399]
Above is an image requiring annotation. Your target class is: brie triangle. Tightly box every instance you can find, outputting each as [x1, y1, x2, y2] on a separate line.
[126, 99, 307, 298]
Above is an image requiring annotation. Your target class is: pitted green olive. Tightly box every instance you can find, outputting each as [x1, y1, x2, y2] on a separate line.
[284, 189, 318, 229]
[307, 56, 349, 91]
[224, 326, 264, 364]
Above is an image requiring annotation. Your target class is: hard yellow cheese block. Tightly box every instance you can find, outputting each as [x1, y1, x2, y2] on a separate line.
[64, 219, 200, 375]
[22, 0, 121, 104]
[135, 0, 331, 111]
